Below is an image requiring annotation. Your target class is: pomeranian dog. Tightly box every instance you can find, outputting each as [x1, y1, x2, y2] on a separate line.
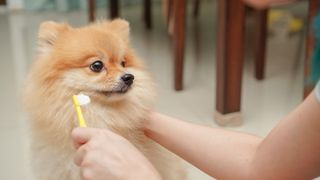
[23, 19, 185, 180]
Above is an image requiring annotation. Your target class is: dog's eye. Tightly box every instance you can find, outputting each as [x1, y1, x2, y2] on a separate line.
[90, 61, 104, 72]
[121, 60, 126, 67]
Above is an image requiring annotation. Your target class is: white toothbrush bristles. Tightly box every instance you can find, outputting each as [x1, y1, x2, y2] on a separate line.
[76, 93, 91, 106]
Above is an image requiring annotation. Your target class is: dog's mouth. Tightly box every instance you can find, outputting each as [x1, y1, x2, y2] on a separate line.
[98, 85, 132, 96]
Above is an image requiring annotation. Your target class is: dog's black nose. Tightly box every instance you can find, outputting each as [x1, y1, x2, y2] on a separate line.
[121, 73, 134, 86]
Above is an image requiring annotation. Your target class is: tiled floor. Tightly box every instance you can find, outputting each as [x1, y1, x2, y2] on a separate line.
[0, 1, 310, 179]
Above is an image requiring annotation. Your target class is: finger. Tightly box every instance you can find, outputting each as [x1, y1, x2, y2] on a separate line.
[73, 145, 87, 167]
[72, 127, 97, 149]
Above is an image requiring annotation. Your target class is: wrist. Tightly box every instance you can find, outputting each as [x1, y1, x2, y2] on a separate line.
[144, 111, 158, 137]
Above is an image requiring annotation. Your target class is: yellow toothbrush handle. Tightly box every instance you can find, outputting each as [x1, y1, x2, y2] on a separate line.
[75, 105, 87, 127]
[72, 96, 87, 127]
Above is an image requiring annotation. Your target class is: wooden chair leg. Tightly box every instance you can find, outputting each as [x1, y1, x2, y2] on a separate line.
[254, 9, 268, 80]
[109, 0, 119, 19]
[143, 0, 152, 29]
[88, 0, 96, 22]
[193, 0, 200, 18]
[215, 0, 246, 125]
[173, 0, 186, 91]
[166, 0, 174, 35]
[304, 0, 320, 97]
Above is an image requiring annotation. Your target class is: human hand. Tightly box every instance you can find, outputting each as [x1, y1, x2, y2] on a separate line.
[72, 127, 162, 180]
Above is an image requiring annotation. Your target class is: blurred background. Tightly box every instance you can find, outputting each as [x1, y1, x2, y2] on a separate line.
[0, 0, 318, 179]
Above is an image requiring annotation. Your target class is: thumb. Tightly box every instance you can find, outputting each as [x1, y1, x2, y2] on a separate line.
[71, 127, 95, 149]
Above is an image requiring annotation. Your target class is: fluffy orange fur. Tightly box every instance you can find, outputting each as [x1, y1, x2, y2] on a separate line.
[23, 19, 185, 180]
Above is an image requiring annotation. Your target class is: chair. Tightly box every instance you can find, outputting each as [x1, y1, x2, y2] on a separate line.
[87, 0, 152, 29]
[168, 0, 318, 125]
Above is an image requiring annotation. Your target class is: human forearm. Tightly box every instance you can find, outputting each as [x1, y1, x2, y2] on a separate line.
[145, 91, 320, 179]
[248, 92, 320, 179]
[144, 112, 262, 179]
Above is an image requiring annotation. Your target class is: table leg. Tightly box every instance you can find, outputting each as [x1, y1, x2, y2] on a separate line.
[215, 0, 246, 126]
[173, 0, 186, 91]
[193, 0, 200, 18]
[109, 0, 119, 19]
[143, 0, 152, 29]
[88, 0, 96, 22]
[254, 9, 268, 80]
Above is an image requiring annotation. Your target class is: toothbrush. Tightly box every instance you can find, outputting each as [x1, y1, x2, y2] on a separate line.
[72, 93, 90, 127]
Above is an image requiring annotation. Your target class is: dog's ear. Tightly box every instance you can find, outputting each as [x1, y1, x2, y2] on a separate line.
[38, 21, 70, 53]
[107, 19, 130, 41]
